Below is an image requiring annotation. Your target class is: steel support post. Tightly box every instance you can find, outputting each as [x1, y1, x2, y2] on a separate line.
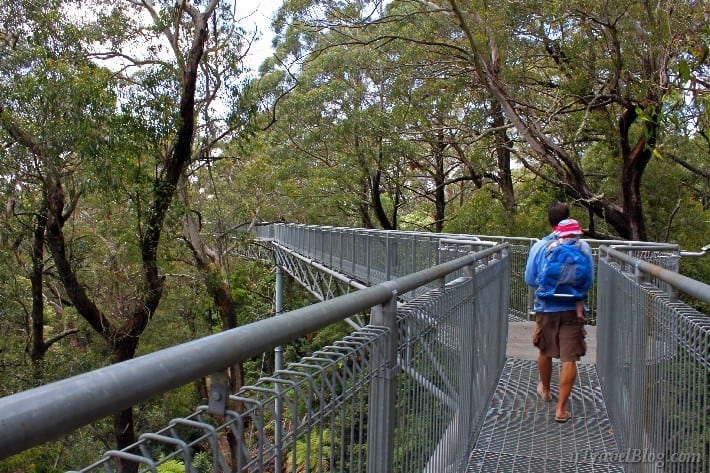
[366, 285, 399, 473]
[274, 264, 284, 473]
[366, 234, 372, 283]
[386, 232, 391, 280]
[351, 231, 356, 277]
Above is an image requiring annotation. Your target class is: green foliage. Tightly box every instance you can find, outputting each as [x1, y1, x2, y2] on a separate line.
[444, 190, 508, 235]
[400, 209, 435, 232]
[284, 429, 333, 472]
[156, 459, 184, 473]
[192, 452, 213, 473]
[0, 444, 62, 473]
[679, 254, 710, 314]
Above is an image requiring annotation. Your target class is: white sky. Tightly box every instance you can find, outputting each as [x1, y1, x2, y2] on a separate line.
[75, 1, 283, 74]
[233, 0, 284, 72]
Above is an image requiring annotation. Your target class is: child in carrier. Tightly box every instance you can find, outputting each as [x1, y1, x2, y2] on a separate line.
[553, 219, 588, 322]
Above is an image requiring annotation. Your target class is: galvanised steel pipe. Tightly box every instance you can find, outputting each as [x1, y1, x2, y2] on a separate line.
[680, 243, 709, 257]
[607, 244, 679, 252]
[600, 245, 710, 302]
[0, 243, 508, 460]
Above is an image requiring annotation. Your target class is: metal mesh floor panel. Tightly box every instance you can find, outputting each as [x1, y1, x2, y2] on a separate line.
[468, 359, 625, 472]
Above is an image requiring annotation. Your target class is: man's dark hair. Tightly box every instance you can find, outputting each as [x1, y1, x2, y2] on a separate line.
[547, 202, 570, 227]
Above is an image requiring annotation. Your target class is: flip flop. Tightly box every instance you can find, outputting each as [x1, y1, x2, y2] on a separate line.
[555, 411, 572, 423]
[536, 382, 552, 402]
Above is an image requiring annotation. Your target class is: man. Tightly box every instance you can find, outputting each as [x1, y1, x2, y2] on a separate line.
[524, 202, 594, 423]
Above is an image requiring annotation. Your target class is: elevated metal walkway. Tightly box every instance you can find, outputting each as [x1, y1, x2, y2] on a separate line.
[274, 237, 626, 473]
[253, 225, 708, 473]
[470, 358, 622, 472]
[266, 223, 627, 471]
[466, 322, 624, 473]
[467, 323, 622, 472]
[0, 224, 707, 473]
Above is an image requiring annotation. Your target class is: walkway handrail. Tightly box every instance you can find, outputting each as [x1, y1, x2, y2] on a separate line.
[252, 223, 683, 324]
[596, 245, 709, 473]
[600, 245, 710, 302]
[0, 243, 508, 461]
[680, 243, 710, 257]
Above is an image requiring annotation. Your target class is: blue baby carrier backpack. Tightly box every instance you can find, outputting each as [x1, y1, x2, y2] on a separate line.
[536, 239, 592, 301]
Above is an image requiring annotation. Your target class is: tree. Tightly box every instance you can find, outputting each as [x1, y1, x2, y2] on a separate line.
[0, 1, 119, 375]
[1, 0, 257, 468]
[270, 0, 707, 239]
[264, 13, 417, 229]
[412, 0, 708, 239]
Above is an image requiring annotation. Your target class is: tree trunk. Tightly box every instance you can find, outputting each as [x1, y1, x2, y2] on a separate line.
[111, 338, 140, 472]
[112, 408, 136, 473]
[371, 170, 394, 229]
[432, 136, 447, 233]
[621, 141, 650, 240]
[359, 200, 374, 229]
[490, 100, 516, 218]
[619, 106, 653, 241]
[30, 207, 48, 364]
[433, 181, 445, 233]
[182, 189, 244, 468]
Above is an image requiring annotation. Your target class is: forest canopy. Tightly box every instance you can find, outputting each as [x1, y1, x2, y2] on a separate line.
[0, 0, 707, 470]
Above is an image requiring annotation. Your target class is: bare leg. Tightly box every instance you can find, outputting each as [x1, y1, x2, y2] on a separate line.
[557, 361, 576, 418]
[537, 353, 552, 400]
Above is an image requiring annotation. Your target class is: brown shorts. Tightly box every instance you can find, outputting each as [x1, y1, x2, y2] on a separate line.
[533, 310, 586, 362]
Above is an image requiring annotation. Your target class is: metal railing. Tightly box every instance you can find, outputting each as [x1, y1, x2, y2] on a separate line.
[395, 249, 509, 472]
[265, 225, 506, 310]
[4, 222, 701, 471]
[254, 223, 681, 324]
[0, 238, 510, 473]
[596, 246, 709, 473]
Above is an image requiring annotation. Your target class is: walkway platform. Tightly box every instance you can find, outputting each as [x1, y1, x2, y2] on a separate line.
[466, 322, 624, 472]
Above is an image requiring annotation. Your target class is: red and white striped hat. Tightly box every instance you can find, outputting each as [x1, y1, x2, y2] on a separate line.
[554, 219, 583, 237]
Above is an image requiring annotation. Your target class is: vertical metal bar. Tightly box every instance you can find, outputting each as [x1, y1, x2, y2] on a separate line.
[339, 228, 343, 272]
[366, 233, 371, 284]
[351, 230, 356, 277]
[321, 227, 325, 266]
[411, 236, 416, 275]
[274, 265, 284, 473]
[386, 233, 391, 280]
[366, 286, 398, 473]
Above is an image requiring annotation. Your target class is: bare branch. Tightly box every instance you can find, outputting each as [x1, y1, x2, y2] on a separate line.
[665, 152, 710, 179]
[43, 329, 80, 351]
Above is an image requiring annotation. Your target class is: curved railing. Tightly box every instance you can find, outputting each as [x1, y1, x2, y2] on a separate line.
[596, 246, 709, 473]
[0, 237, 510, 473]
[254, 223, 681, 324]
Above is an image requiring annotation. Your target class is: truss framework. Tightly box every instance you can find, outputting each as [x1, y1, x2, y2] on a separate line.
[272, 243, 369, 329]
